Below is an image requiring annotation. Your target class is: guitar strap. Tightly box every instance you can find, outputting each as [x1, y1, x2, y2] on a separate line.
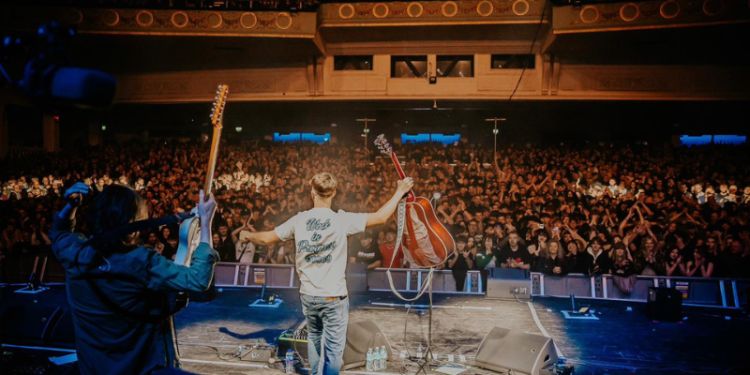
[385, 199, 434, 302]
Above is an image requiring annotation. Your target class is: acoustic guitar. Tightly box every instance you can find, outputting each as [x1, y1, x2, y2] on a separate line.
[374, 134, 455, 268]
[174, 84, 228, 306]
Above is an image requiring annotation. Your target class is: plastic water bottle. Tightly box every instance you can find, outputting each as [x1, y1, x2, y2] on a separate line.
[381, 347, 388, 370]
[366, 348, 373, 371]
[373, 347, 381, 371]
[284, 349, 294, 374]
[380, 346, 388, 370]
[416, 344, 423, 359]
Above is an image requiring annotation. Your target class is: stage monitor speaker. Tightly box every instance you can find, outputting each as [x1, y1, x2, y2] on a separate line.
[0, 302, 75, 348]
[475, 327, 558, 375]
[343, 320, 392, 370]
[646, 287, 682, 322]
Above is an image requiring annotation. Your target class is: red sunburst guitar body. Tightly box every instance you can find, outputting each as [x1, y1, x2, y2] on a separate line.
[375, 135, 456, 268]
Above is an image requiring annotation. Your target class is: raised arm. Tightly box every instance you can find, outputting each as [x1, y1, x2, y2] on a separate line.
[637, 201, 654, 216]
[634, 206, 645, 224]
[366, 178, 414, 227]
[244, 226, 282, 246]
[49, 182, 92, 268]
[148, 190, 219, 292]
[618, 208, 634, 237]
[564, 224, 588, 249]
[231, 216, 250, 243]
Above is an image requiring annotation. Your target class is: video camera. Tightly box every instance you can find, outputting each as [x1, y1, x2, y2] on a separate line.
[1, 21, 116, 109]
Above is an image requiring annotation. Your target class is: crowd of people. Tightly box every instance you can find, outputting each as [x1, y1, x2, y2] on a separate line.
[2, 138, 750, 287]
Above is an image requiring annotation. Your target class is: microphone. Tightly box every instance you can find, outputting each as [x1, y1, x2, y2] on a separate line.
[65, 186, 92, 206]
[174, 211, 195, 222]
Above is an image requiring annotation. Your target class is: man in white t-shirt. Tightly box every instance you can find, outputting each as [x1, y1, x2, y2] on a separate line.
[244, 172, 413, 375]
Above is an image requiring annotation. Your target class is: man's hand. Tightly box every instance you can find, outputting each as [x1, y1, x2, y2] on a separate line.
[367, 177, 415, 228]
[397, 177, 414, 195]
[198, 190, 217, 245]
[58, 181, 90, 221]
[64, 182, 90, 206]
[198, 190, 217, 228]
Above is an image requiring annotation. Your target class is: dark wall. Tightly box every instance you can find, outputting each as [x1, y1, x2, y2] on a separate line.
[5, 100, 748, 149]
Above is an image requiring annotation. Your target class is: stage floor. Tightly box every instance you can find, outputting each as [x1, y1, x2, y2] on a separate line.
[2, 285, 749, 374]
[174, 288, 750, 375]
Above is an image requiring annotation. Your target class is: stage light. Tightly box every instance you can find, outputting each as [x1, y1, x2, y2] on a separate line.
[235, 126, 243, 133]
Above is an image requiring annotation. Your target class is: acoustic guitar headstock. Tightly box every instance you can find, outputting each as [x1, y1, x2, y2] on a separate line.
[374, 134, 392, 155]
[209, 84, 229, 129]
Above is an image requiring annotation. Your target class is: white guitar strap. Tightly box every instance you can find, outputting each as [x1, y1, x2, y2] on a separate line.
[386, 199, 434, 302]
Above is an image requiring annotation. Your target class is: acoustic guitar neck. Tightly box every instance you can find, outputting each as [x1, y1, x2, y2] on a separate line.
[374, 134, 416, 202]
[388, 151, 415, 202]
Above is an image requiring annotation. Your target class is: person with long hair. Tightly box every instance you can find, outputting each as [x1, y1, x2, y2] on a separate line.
[541, 240, 567, 276]
[49, 182, 218, 374]
[448, 237, 474, 292]
[475, 236, 497, 288]
[681, 249, 714, 277]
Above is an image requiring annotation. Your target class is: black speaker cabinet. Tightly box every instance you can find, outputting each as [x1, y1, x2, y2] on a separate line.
[475, 327, 558, 375]
[0, 302, 75, 348]
[647, 287, 682, 321]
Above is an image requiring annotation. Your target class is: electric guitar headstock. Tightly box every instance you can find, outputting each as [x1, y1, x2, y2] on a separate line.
[209, 84, 229, 129]
[374, 134, 411, 198]
[374, 134, 393, 156]
[203, 83, 229, 196]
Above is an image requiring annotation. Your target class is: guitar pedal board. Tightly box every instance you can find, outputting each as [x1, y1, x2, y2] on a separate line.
[237, 343, 276, 363]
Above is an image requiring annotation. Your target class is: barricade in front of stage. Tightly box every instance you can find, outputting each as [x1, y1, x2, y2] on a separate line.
[210, 262, 485, 294]
[208, 264, 750, 309]
[10, 255, 485, 294]
[530, 272, 749, 309]
[11, 255, 750, 310]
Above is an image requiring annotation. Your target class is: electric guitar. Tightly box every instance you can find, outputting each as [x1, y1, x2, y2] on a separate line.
[174, 84, 228, 306]
[374, 134, 455, 268]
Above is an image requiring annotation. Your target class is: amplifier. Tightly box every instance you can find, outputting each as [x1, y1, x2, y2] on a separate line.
[278, 322, 309, 363]
[646, 287, 682, 322]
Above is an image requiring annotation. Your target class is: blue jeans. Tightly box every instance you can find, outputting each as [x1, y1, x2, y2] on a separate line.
[300, 294, 349, 375]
